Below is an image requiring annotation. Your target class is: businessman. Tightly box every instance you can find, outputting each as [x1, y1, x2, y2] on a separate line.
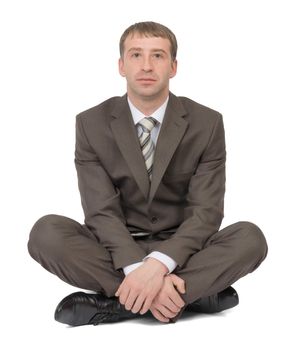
[28, 21, 268, 326]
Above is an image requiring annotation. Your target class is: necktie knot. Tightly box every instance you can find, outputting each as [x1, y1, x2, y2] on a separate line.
[138, 116, 157, 133]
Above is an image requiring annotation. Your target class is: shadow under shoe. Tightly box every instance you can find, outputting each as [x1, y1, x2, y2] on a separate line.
[186, 286, 239, 313]
[54, 291, 139, 326]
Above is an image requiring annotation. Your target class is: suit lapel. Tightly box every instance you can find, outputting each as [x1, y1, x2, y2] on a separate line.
[148, 93, 188, 205]
[110, 95, 150, 200]
[110, 93, 188, 205]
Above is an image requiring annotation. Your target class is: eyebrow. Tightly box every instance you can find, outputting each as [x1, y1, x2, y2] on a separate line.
[127, 48, 168, 54]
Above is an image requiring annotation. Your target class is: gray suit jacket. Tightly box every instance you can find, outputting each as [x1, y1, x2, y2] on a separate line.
[75, 92, 226, 271]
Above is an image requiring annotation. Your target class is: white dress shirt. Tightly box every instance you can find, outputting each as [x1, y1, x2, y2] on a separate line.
[122, 96, 178, 276]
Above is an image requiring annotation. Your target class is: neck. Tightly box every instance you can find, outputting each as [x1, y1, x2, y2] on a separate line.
[127, 89, 169, 116]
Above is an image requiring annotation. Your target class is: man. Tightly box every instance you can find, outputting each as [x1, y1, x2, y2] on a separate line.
[28, 21, 268, 326]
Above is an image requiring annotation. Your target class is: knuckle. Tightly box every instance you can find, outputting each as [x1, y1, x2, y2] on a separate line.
[147, 296, 154, 304]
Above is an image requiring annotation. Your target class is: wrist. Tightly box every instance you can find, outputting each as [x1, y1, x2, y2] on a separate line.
[144, 257, 169, 275]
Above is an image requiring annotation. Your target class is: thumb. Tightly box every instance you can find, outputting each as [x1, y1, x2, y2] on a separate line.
[170, 274, 186, 294]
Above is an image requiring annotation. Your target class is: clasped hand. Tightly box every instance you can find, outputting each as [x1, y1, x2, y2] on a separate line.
[115, 258, 186, 322]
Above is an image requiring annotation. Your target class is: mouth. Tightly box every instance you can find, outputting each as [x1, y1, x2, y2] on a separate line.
[137, 78, 157, 83]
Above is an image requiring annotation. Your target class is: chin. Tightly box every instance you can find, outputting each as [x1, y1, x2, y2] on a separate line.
[137, 87, 162, 98]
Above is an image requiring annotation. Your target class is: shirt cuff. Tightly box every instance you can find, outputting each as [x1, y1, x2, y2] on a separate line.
[122, 262, 144, 276]
[143, 251, 178, 274]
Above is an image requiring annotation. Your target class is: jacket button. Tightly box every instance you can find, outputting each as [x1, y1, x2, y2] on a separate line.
[151, 216, 158, 224]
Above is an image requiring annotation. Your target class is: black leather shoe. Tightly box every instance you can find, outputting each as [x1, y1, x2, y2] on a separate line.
[186, 286, 239, 313]
[54, 292, 139, 326]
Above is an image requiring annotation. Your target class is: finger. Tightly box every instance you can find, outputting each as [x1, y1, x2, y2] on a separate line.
[150, 307, 170, 323]
[170, 275, 186, 294]
[115, 285, 121, 297]
[125, 291, 138, 310]
[131, 294, 146, 314]
[118, 287, 130, 306]
[170, 292, 186, 309]
[140, 295, 154, 315]
[168, 285, 186, 308]
[163, 298, 181, 313]
[157, 304, 178, 319]
[176, 283, 186, 294]
[170, 273, 184, 286]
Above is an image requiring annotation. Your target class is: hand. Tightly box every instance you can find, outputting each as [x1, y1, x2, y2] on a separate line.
[115, 257, 168, 315]
[149, 273, 186, 323]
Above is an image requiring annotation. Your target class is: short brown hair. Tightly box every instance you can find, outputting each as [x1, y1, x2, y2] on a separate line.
[119, 21, 178, 61]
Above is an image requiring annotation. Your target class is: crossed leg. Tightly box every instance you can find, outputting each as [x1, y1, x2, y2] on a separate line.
[28, 214, 124, 297]
[173, 221, 268, 304]
[28, 214, 268, 320]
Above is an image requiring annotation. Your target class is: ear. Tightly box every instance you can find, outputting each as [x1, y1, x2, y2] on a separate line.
[118, 58, 126, 77]
[169, 59, 177, 78]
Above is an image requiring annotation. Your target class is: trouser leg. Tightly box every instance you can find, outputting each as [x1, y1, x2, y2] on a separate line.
[166, 221, 268, 322]
[28, 215, 268, 323]
[174, 221, 268, 306]
[27, 214, 125, 297]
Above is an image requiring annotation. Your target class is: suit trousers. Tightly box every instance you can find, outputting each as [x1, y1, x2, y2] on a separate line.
[27, 214, 268, 322]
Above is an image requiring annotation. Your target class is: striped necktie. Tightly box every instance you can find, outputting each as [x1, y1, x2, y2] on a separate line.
[137, 117, 157, 181]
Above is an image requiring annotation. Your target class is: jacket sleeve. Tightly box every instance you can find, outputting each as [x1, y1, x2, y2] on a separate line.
[155, 114, 226, 269]
[74, 114, 147, 271]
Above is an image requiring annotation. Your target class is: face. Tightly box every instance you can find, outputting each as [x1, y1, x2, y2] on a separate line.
[119, 33, 177, 101]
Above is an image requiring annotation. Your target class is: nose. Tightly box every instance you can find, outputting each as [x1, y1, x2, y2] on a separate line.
[142, 56, 153, 72]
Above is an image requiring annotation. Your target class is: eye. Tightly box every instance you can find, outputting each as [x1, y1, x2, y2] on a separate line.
[153, 53, 163, 59]
[131, 52, 141, 58]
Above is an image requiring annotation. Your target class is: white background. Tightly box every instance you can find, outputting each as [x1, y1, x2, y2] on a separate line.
[1, 0, 295, 349]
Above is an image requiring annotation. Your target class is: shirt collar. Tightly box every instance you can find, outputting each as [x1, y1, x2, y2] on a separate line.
[127, 96, 169, 126]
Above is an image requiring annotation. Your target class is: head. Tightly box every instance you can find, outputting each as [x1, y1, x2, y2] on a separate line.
[118, 22, 178, 104]
[119, 22, 178, 62]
